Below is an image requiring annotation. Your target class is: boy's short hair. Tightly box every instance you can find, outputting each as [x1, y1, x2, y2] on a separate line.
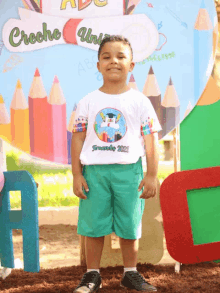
[98, 35, 133, 60]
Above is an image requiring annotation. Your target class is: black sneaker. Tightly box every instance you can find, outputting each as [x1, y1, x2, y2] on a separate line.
[74, 271, 102, 293]
[120, 271, 157, 292]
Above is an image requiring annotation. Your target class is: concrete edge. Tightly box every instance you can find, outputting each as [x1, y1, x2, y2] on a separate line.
[38, 206, 79, 226]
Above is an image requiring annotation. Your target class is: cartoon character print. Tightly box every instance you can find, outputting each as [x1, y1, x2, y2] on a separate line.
[94, 108, 126, 143]
[100, 112, 121, 129]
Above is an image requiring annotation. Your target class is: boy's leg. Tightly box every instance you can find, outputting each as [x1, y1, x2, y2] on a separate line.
[78, 164, 113, 270]
[119, 237, 157, 292]
[119, 237, 139, 268]
[85, 236, 105, 269]
[111, 160, 157, 291]
[73, 236, 104, 292]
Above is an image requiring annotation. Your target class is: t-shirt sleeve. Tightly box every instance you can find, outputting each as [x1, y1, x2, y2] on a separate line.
[140, 97, 162, 136]
[72, 98, 88, 133]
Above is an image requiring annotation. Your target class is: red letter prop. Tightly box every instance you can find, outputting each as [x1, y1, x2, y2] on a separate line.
[160, 166, 220, 264]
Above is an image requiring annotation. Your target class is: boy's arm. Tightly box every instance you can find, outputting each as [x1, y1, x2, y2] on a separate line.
[138, 132, 159, 199]
[71, 131, 86, 176]
[71, 131, 89, 200]
[144, 132, 159, 178]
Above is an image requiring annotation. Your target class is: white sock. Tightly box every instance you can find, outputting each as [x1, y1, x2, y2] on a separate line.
[123, 267, 137, 275]
[87, 268, 100, 274]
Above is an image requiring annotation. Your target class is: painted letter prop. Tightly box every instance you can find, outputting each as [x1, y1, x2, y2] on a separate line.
[160, 166, 220, 264]
[0, 171, 39, 272]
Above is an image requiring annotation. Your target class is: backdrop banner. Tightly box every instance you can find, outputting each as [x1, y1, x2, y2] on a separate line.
[0, 0, 217, 164]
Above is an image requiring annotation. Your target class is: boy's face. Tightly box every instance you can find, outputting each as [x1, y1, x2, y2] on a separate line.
[97, 42, 135, 83]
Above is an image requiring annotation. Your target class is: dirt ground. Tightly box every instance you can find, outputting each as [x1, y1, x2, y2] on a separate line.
[12, 225, 81, 270]
[12, 225, 121, 270]
[11, 224, 172, 271]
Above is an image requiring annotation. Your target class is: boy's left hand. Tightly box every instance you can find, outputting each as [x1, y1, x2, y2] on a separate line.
[138, 175, 157, 199]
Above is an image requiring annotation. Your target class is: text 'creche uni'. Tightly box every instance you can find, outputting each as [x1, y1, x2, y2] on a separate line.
[9, 23, 61, 47]
[9, 22, 110, 48]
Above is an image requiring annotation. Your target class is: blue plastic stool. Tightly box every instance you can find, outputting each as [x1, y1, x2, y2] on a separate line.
[0, 171, 39, 272]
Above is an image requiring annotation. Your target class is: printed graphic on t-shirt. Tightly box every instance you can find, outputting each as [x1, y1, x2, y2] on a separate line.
[141, 117, 154, 136]
[94, 108, 127, 143]
[72, 116, 88, 132]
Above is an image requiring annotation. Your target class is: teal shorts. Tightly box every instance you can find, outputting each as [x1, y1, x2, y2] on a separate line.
[77, 157, 145, 240]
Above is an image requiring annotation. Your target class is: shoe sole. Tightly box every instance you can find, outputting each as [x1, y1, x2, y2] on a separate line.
[120, 283, 157, 292]
[74, 283, 102, 293]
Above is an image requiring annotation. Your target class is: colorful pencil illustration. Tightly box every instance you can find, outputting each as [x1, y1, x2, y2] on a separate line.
[30, 0, 40, 12]
[48, 76, 67, 164]
[23, 0, 35, 11]
[22, 0, 40, 12]
[94, 121, 98, 134]
[161, 77, 180, 137]
[0, 95, 11, 143]
[67, 103, 77, 164]
[103, 131, 108, 142]
[128, 74, 139, 90]
[34, 0, 40, 7]
[116, 113, 121, 123]
[194, 0, 213, 103]
[114, 131, 122, 142]
[29, 68, 50, 160]
[126, 0, 141, 15]
[10, 80, 30, 153]
[143, 66, 162, 131]
[21, 0, 29, 10]
[100, 112, 105, 121]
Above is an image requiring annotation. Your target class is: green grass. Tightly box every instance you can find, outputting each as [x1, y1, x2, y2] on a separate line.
[6, 150, 79, 209]
[6, 150, 170, 209]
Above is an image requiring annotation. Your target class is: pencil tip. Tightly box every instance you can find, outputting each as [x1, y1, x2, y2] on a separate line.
[54, 76, 59, 83]
[129, 74, 135, 82]
[17, 79, 22, 89]
[35, 68, 40, 77]
[169, 77, 173, 85]
[149, 66, 154, 74]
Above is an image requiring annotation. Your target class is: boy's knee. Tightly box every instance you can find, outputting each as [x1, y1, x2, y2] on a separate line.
[86, 235, 105, 239]
[119, 237, 138, 241]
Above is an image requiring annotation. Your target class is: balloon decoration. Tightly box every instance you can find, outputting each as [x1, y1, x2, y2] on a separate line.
[0, 0, 217, 165]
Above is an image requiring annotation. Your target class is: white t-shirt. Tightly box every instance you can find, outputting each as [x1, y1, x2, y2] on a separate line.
[72, 88, 162, 165]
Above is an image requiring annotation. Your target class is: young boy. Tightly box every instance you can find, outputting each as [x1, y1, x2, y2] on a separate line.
[71, 35, 162, 292]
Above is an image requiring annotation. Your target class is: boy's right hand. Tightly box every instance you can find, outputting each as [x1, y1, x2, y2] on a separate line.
[73, 174, 89, 200]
